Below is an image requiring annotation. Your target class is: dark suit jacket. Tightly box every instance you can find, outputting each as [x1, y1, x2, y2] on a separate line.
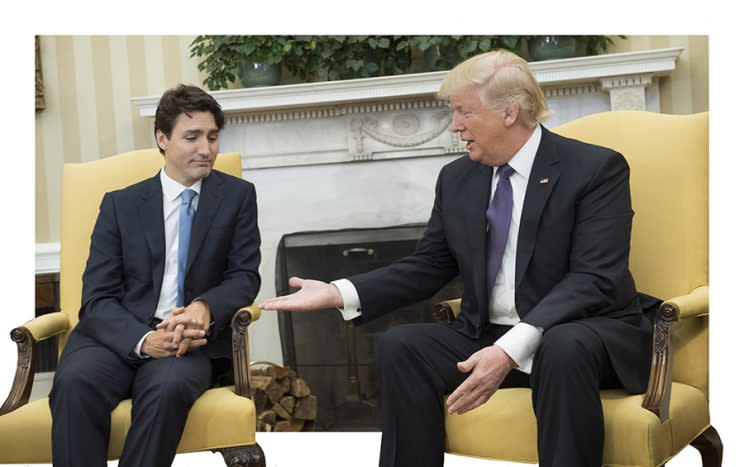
[349, 127, 655, 394]
[67, 169, 261, 363]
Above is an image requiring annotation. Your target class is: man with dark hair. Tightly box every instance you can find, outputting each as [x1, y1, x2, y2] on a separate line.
[261, 50, 656, 467]
[154, 84, 225, 155]
[49, 84, 261, 467]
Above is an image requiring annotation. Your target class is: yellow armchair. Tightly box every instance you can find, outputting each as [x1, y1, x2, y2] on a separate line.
[0, 149, 265, 466]
[434, 111, 719, 467]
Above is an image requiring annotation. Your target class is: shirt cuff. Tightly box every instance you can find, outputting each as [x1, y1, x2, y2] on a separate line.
[133, 331, 155, 359]
[494, 322, 543, 374]
[331, 279, 362, 321]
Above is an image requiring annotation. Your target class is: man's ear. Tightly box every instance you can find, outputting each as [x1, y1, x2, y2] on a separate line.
[155, 129, 168, 152]
[503, 104, 520, 127]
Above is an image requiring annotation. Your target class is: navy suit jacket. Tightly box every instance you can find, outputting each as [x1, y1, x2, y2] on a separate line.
[349, 127, 655, 394]
[67, 169, 261, 362]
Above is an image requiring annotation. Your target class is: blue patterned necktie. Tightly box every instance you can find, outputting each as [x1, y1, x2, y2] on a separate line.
[486, 165, 516, 291]
[177, 189, 197, 307]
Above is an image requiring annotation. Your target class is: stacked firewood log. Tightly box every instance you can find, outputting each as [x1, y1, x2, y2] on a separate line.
[250, 364, 317, 432]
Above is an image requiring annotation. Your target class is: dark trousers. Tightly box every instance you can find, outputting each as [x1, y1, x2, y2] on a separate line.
[376, 322, 622, 467]
[48, 332, 213, 467]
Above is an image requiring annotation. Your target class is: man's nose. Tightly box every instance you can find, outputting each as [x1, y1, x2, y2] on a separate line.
[450, 111, 465, 132]
[197, 137, 210, 155]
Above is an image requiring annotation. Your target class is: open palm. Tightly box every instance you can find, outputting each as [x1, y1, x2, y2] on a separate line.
[260, 277, 343, 312]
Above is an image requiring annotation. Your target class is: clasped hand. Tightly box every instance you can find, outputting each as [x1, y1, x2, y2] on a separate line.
[446, 345, 517, 415]
[143, 301, 211, 358]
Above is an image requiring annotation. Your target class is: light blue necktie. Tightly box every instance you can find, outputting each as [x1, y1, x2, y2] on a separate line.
[177, 189, 196, 307]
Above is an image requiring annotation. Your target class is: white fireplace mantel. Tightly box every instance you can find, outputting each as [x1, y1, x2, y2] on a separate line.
[131, 48, 681, 171]
[133, 47, 681, 116]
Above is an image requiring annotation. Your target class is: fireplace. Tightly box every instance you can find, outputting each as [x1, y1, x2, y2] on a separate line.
[275, 224, 463, 431]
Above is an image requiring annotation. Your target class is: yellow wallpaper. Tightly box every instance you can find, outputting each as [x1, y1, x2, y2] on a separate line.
[35, 35, 201, 242]
[35, 35, 709, 244]
[612, 35, 708, 115]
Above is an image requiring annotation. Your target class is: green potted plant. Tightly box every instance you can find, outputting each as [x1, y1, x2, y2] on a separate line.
[406, 35, 524, 72]
[284, 35, 411, 82]
[190, 35, 294, 90]
[579, 35, 627, 56]
[526, 35, 578, 61]
[526, 35, 626, 61]
[190, 35, 628, 90]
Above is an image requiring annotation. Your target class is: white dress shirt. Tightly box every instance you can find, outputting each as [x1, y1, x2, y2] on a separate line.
[333, 126, 544, 373]
[133, 168, 202, 357]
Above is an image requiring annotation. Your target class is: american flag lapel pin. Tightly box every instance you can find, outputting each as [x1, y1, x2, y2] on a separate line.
[539, 178, 550, 184]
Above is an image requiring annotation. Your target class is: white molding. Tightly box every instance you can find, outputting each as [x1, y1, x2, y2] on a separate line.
[223, 98, 446, 123]
[36, 242, 60, 274]
[132, 72, 450, 117]
[529, 48, 681, 85]
[130, 47, 682, 170]
[543, 84, 601, 97]
[131, 48, 683, 117]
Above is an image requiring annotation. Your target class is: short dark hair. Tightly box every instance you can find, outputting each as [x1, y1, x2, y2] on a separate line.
[153, 84, 225, 154]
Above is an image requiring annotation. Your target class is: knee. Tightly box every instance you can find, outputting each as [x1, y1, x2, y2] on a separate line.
[49, 367, 98, 409]
[136, 373, 207, 412]
[534, 324, 594, 372]
[377, 324, 419, 364]
[140, 378, 191, 405]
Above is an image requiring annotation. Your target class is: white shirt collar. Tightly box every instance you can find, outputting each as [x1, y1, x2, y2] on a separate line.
[160, 167, 203, 202]
[494, 125, 542, 179]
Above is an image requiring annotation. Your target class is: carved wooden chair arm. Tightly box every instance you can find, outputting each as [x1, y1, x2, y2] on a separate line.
[642, 285, 709, 422]
[20, 312, 69, 343]
[433, 298, 462, 324]
[0, 312, 70, 416]
[433, 289, 708, 425]
[663, 285, 708, 319]
[230, 304, 261, 398]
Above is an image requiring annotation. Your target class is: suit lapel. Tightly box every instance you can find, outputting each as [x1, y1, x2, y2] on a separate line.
[186, 170, 225, 274]
[515, 127, 561, 288]
[138, 174, 166, 300]
[463, 162, 494, 316]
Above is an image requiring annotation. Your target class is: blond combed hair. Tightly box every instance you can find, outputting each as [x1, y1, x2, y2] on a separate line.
[437, 49, 552, 128]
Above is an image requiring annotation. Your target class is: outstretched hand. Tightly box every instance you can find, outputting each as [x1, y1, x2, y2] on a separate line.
[260, 277, 344, 312]
[446, 345, 517, 415]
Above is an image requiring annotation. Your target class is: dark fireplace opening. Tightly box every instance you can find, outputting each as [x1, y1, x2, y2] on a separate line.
[275, 224, 464, 431]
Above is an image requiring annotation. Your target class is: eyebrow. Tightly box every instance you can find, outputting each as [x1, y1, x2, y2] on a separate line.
[183, 128, 219, 135]
[450, 103, 478, 112]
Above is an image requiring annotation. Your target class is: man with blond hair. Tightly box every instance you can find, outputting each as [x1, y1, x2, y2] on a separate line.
[262, 50, 655, 467]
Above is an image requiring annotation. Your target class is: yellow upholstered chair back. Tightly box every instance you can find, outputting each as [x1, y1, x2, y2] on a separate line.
[554, 111, 709, 395]
[58, 149, 242, 354]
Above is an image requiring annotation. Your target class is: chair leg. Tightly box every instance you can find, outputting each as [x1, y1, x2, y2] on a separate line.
[690, 425, 723, 467]
[218, 444, 266, 467]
